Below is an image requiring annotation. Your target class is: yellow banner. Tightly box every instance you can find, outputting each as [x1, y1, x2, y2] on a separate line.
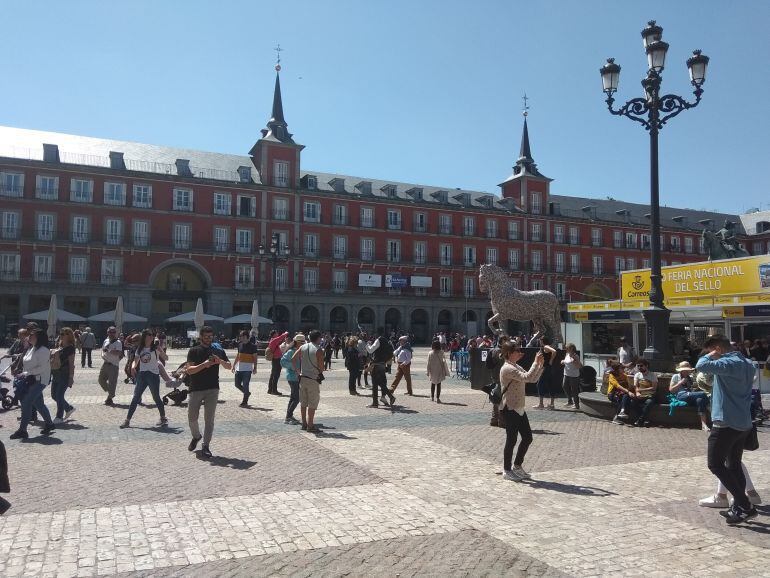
[722, 306, 744, 318]
[621, 255, 770, 304]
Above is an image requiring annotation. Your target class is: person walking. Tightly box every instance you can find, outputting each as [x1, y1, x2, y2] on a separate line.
[266, 330, 288, 395]
[389, 336, 413, 395]
[426, 340, 450, 402]
[696, 334, 757, 524]
[80, 327, 96, 368]
[292, 329, 324, 432]
[120, 329, 168, 429]
[499, 341, 544, 481]
[344, 336, 362, 396]
[560, 343, 583, 409]
[281, 333, 305, 424]
[98, 327, 123, 406]
[366, 330, 395, 408]
[10, 328, 56, 439]
[185, 326, 231, 458]
[51, 327, 77, 424]
[232, 330, 258, 407]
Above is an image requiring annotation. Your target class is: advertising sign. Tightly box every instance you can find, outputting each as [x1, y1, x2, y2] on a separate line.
[358, 273, 382, 288]
[410, 275, 433, 288]
[385, 273, 408, 288]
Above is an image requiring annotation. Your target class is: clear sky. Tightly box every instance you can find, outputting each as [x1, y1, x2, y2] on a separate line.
[2, 0, 769, 213]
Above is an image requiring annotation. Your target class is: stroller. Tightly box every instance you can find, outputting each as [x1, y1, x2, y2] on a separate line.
[162, 362, 190, 406]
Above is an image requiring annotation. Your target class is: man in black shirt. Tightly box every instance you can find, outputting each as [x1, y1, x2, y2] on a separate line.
[185, 326, 231, 458]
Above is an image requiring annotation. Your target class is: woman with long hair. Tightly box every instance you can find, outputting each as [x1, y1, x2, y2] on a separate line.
[426, 340, 450, 403]
[10, 328, 56, 439]
[51, 327, 77, 424]
[561, 343, 583, 409]
[532, 336, 557, 410]
[120, 329, 168, 428]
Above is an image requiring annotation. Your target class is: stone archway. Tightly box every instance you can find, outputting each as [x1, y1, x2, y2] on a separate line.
[267, 305, 291, 333]
[384, 308, 401, 336]
[357, 307, 376, 333]
[149, 260, 211, 325]
[410, 308, 429, 344]
[300, 305, 320, 330]
[437, 309, 452, 334]
[329, 306, 348, 334]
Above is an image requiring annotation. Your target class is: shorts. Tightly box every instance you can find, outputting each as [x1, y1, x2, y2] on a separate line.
[299, 376, 320, 410]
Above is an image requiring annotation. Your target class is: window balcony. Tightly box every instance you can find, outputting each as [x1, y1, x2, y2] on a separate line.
[440, 289, 452, 297]
[464, 289, 475, 298]
[440, 226, 453, 235]
[414, 223, 427, 233]
[35, 187, 58, 200]
[485, 228, 498, 239]
[72, 233, 89, 244]
[34, 271, 52, 283]
[101, 275, 122, 286]
[304, 284, 318, 293]
[0, 186, 23, 198]
[440, 258, 452, 266]
[36, 229, 55, 241]
[508, 231, 520, 240]
[333, 216, 349, 226]
[333, 285, 346, 294]
[304, 249, 318, 258]
[304, 215, 320, 223]
[360, 219, 374, 228]
[1, 227, 20, 240]
[174, 239, 191, 250]
[172, 204, 192, 212]
[0, 270, 20, 281]
[105, 234, 123, 246]
[508, 263, 520, 271]
[133, 235, 149, 247]
[531, 234, 543, 242]
[626, 242, 637, 249]
[235, 244, 252, 254]
[463, 228, 475, 237]
[333, 251, 346, 260]
[273, 209, 289, 220]
[463, 259, 476, 268]
[554, 236, 564, 244]
[414, 256, 426, 264]
[213, 207, 231, 216]
[387, 255, 401, 263]
[361, 251, 373, 261]
[214, 243, 229, 252]
[69, 273, 87, 284]
[235, 281, 254, 290]
[387, 221, 402, 230]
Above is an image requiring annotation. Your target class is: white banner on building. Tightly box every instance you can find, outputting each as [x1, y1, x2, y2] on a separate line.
[410, 275, 433, 288]
[358, 273, 382, 287]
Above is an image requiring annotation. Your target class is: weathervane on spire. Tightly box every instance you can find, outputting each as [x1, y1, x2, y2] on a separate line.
[522, 93, 529, 117]
[274, 43, 283, 72]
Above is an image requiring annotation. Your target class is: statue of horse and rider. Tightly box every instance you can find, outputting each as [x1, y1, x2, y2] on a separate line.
[702, 220, 749, 261]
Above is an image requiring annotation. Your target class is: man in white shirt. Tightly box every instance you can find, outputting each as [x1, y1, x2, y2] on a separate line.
[98, 326, 123, 406]
[389, 336, 413, 395]
[618, 337, 636, 368]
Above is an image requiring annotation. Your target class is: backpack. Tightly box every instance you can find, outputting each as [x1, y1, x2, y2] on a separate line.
[50, 349, 62, 371]
[265, 347, 274, 361]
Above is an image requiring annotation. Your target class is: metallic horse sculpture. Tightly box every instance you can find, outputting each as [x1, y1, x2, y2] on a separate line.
[702, 223, 748, 261]
[478, 264, 563, 343]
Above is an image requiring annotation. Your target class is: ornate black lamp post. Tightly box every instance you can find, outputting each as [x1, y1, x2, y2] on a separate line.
[258, 233, 290, 318]
[600, 20, 709, 370]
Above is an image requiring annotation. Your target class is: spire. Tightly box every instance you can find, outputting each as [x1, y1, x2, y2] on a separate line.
[270, 72, 286, 126]
[260, 45, 296, 145]
[518, 116, 533, 163]
[513, 94, 543, 178]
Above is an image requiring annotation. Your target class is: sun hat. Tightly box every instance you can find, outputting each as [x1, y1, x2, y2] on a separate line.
[675, 361, 694, 371]
[293, 333, 306, 343]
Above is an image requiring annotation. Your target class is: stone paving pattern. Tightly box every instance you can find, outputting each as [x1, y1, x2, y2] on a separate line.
[1, 347, 768, 577]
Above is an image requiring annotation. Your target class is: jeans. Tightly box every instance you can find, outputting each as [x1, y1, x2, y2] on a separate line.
[608, 390, 631, 414]
[81, 348, 93, 367]
[188, 388, 219, 445]
[126, 371, 164, 421]
[268, 358, 282, 393]
[707, 426, 750, 510]
[347, 370, 361, 394]
[98, 363, 119, 399]
[629, 397, 656, 423]
[537, 366, 553, 400]
[234, 371, 252, 397]
[563, 375, 581, 407]
[20, 380, 53, 431]
[371, 364, 391, 405]
[501, 407, 532, 470]
[676, 390, 709, 415]
[286, 379, 300, 419]
[50, 371, 74, 419]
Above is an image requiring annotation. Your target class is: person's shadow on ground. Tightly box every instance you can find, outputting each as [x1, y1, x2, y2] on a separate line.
[197, 453, 257, 470]
[135, 425, 184, 434]
[522, 479, 617, 497]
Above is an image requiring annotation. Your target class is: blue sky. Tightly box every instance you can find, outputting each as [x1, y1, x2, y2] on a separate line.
[2, 0, 769, 212]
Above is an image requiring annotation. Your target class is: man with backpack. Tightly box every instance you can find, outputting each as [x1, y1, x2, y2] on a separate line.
[366, 329, 396, 408]
[98, 327, 123, 406]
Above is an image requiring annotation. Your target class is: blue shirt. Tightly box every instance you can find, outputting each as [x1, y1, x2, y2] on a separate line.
[695, 351, 753, 430]
[280, 347, 298, 382]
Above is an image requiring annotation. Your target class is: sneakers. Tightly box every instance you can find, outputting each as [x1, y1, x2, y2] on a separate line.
[188, 436, 202, 451]
[104, 398, 115, 407]
[65, 407, 76, 420]
[380, 395, 390, 407]
[366, 403, 379, 408]
[564, 401, 574, 407]
[157, 417, 168, 427]
[285, 416, 300, 425]
[119, 419, 130, 429]
[389, 394, 396, 405]
[200, 445, 213, 458]
[611, 416, 625, 426]
[53, 417, 65, 425]
[721, 505, 758, 525]
[9, 429, 28, 440]
[239, 401, 249, 408]
[532, 404, 545, 410]
[40, 424, 56, 435]
[702, 423, 711, 432]
[513, 465, 532, 480]
[617, 411, 629, 420]
[502, 469, 521, 482]
[699, 494, 729, 508]
[747, 491, 762, 506]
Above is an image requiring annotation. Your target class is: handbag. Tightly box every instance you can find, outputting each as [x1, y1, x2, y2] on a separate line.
[744, 424, 759, 451]
[489, 379, 512, 405]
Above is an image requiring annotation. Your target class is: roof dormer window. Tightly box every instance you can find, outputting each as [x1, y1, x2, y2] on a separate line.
[237, 166, 252, 183]
[381, 184, 397, 198]
[329, 178, 346, 193]
[355, 181, 372, 195]
[306, 175, 317, 190]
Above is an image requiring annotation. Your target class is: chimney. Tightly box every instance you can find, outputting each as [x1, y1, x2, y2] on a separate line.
[109, 151, 125, 170]
[175, 159, 192, 177]
[42, 143, 60, 163]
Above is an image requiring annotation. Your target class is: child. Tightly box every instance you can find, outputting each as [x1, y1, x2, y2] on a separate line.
[426, 340, 450, 402]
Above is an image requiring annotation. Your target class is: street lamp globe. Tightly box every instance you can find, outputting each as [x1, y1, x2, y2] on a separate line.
[646, 40, 669, 72]
[641, 20, 663, 49]
[686, 49, 710, 86]
[600, 58, 621, 95]
[258, 244, 265, 256]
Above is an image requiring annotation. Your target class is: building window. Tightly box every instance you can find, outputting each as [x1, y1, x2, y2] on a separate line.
[530, 192, 542, 214]
[555, 252, 565, 273]
[752, 241, 764, 255]
[34, 255, 53, 282]
[569, 226, 580, 245]
[0, 172, 24, 197]
[531, 250, 543, 271]
[306, 175, 317, 189]
[235, 229, 252, 253]
[531, 280, 542, 291]
[626, 232, 637, 249]
[485, 219, 498, 238]
[554, 225, 564, 244]
[273, 197, 289, 220]
[615, 256, 624, 273]
[1, 211, 20, 239]
[333, 235, 347, 259]
[486, 247, 497, 265]
[174, 224, 192, 249]
[238, 166, 251, 183]
[440, 244, 452, 266]
[213, 192, 232, 216]
[440, 276, 451, 297]
[273, 161, 289, 187]
[439, 214, 452, 235]
[71, 216, 89, 243]
[570, 254, 580, 273]
[414, 241, 426, 264]
[626, 258, 635, 270]
[235, 265, 254, 289]
[36, 175, 58, 200]
[670, 236, 680, 251]
[463, 216, 475, 236]
[133, 221, 149, 247]
[69, 256, 88, 284]
[531, 223, 542, 242]
[104, 182, 126, 206]
[303, 268, 318, 293]
[133, 184, 152, 208]
[237, 195, 256, 217]
[70, 178, 93, 203]
[555, 282, 566, 301]
[361, 238, 374, 261]
[643, 258, 650, 268]
[507, 248, 520, 270]
[101, 258, 122, 285]
[592, 255, 603, 275]
[698, 237, 705, 254]
[613, 230, 623, 248]
[275, 266, 287, 290]
[414, 212, 427, 233]
[387, 240, 401, 262]
[463, 246, 476, 267]
[641, 234, 651, 249]
[36, 213, 55, 241]
[213, 227, 229, 252]
[105, 219, 123, 245]
[333, 204, 348, 225]
[684, 237, 694, 254]
[387, 209, 401, 230]
[360, 207, 374, 228]
[508, 220, 520, 240]
[173, 188, 193, 211]
[464, 277, 475, 297]
[304, 233, 319, 257]
[304, 201, 321, 223]
[0, 253, 20, 281]
[333, 270, 347, 293]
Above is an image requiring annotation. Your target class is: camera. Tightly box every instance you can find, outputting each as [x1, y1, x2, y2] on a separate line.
[317, 374, 325, 384]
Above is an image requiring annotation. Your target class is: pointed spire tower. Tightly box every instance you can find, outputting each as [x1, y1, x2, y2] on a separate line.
[250, 45, 304, 188]
[499, 94, 552, 211]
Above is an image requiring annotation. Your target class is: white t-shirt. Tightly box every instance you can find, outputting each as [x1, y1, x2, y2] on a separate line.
[102, 338, 123, 366]
[137, 347, 160, 374]
[618, 345, 634, 365]
[563, 353, 581, 377]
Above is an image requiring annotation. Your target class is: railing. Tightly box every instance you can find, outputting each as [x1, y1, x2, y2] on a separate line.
[1, 227, 20, 239]
[35, 187, 58, 199]
[387, 221, 401, 230]
[70, 273, 87, 284]
[101, 275, 122, 286]
[361, 252, 373, 261]
[414, 223, 427, 233]
[273, 209, 289, 220]
[133, 235, 149, 247]
[387, 255, 401, 263]
[235, 244, 252, 254]
[304, 249, 318, 258]
[72, 233, 89, 244]
[439, 226, 452, 235]
[70, 190, 93, 203]
[485, 229, 498, 238]
[440, 258, 453, 266]
[463, 228, 475, 236]
[304, 215, 320, 223]
[554, 236, 564, 244]
[0, 270, 20, 281]
[333, 252, 346, 260]
[333, 216, 349, 225]
[304, 284, 318, 293]
[213, 206, 231, 216]
[34, 272, 52, 282]
[414, 256, 426, 264]
[174, 239, 192, 250]
[0, 186, 23, 198]
[172, 204, 193, 212]
[133, 199, 152, 209]
[508, 231, 520, 240]
[105, 234, 123, 246]
[214, 243, 229, 252]
[360, 219, 374, 228]
[234, 281, 254, 290]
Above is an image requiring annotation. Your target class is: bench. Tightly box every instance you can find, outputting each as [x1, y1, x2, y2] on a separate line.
[578, 391, 703, 427]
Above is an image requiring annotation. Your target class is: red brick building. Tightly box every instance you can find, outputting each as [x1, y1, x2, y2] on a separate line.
[1, 70, 767, 340]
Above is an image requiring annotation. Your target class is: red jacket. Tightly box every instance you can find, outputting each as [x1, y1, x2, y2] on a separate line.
[268, 332, 288, 357]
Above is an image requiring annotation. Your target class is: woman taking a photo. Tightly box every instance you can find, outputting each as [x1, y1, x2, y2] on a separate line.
[10, 328, 56, 439]
[51, 327, 77, 424]
[499, 342, 544, 481]
[120, 329, 168, 428]
[561, 343, 583, 409]
[532, 336, 557, 410]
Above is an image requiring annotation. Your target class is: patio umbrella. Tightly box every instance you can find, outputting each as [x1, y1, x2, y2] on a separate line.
[251, 300, 260, 333]
[87, 310, 147, 323]
[194, 298, 205, 332]
[47, 295, 58, 340]
[165, 312, 224, 323]
[114, 296, 125, 335]
[24, 309, 86, 323]
[222, 313, 273, 325]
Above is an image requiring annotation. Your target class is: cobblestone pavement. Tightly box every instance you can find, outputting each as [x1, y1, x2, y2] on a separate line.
[1, 347, 768, 577]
